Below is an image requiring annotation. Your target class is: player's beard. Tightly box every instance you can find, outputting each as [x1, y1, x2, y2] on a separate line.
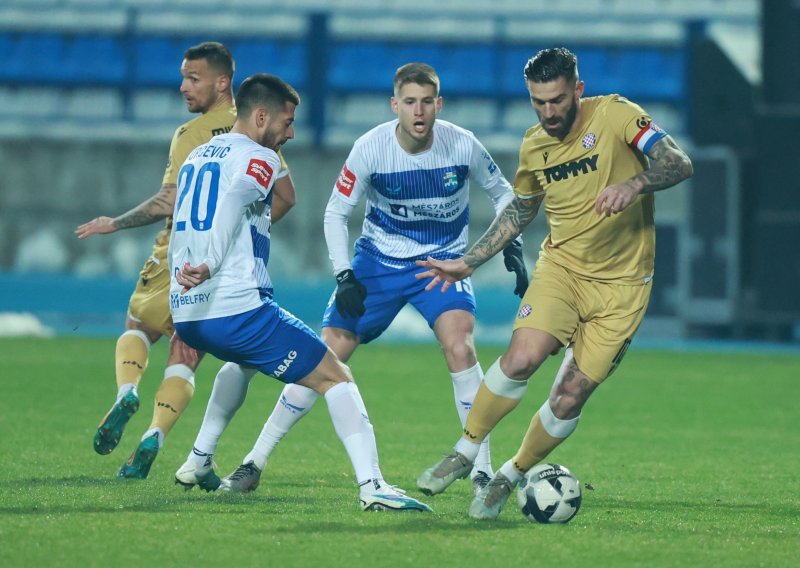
[187, 90, 216, 114]
[544, 97, 578, 140]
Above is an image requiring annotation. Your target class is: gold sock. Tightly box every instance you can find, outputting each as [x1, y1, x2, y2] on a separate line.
[115, 332, 150, 389]
[511, 412, 566, 473]
[149, 375, 194, 437]
[463, 382, 523, 443]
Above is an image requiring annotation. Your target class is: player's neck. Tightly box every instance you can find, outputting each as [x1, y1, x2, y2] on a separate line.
[203, 93, 234, 115]
[395, 125, 434, 155]
[558, 99, 584, 142]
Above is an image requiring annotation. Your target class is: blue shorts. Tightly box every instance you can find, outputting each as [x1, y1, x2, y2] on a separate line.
[175, 300, 328, 383]
[322, 252, 476, 344]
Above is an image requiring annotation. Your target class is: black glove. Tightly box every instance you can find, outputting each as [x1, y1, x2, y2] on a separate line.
[334, 269, 367, 318]
[502, 240, 529, 298]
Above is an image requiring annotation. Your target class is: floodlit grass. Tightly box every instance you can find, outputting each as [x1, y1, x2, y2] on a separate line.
[0, 337, 798, 567]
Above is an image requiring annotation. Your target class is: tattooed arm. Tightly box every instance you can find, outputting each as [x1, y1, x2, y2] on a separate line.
[464, 194, 543, 269]
[416, 194, 543, 291]
[75, 184, 177, 238]
[595, 135, 693, 216]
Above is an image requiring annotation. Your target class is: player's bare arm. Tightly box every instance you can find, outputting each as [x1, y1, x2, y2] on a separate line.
[465, 194, 542, 269]
[270, 175, 296, 223]
[416, 194, 542, 292]
[75, 183, 177, 238]
[595, 136, 693, 216]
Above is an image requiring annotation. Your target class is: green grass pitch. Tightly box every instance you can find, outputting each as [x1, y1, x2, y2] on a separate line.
[1, 337, 798, 567]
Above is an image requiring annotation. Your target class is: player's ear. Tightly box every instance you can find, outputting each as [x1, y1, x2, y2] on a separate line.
[436, 96, 443, 114]
[575, 80, 585, 99]
[254, 107, 268, 128]
[216, 73, 230, 94]
[390, 96, 399, 115]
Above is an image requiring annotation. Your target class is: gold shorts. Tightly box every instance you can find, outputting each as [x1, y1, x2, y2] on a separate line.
[127, 256, 173, 337]
[513, 257, 651, 383]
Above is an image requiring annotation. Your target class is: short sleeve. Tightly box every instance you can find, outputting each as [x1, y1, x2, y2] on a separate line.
[162, 125, 209, 186]
[605, 95, 667, 154]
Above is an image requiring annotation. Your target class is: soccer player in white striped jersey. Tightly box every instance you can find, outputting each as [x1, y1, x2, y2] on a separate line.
[219, 63, 528, 496]
[169, 73, 431, 512]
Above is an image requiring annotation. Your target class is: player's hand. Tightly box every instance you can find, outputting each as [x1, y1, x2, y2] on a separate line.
[595, 183, 640, 217]
[75, 216, 116, 239]
[334, 269, 367, 318]
[176, 262, 210, 294]
[415, 257, 473, 293]
[502, 240, 529, 298]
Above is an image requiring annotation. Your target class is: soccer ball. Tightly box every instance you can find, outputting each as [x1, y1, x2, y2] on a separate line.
[517, 463, 582, 524]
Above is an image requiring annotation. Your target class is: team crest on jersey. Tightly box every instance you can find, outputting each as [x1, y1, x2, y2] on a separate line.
[443, 171, 459, 191]
[336, 164, 356, 197]
[517, 304, 533, 319]
[246, 159, 273, 191]
[582, 132, 597, 149]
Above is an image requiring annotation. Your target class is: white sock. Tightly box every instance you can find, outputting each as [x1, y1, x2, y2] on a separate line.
[116, 383, 137, 403]
[451, 363, 492, 476]
[141, 427, 164, 448]
[498, 459, 523, 484]
[324, 381, 381, 488]
[244, 382, 319, 470]
[191, 362, 255, 458]
[454, 437, 482, 463]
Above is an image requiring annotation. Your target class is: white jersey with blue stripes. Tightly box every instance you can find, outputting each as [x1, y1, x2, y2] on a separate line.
[331, 119, 514, 268]
[169, 132, 282, 323]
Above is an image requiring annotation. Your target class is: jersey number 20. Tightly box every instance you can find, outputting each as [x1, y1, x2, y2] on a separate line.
[175, 162, 220, 232]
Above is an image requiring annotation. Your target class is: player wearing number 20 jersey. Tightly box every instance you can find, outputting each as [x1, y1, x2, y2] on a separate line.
[169, 133, 283, 323]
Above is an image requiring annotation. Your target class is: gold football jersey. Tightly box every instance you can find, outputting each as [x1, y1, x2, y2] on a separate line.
[514, 94, 666, 284]
[150, 104, 288, 264]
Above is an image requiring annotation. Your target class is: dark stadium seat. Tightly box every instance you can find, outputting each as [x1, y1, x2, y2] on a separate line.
[134, 36, 186, 87]
[228, 39, 307, 90]
[329, 42, 392, 91]
[437, 44, 495, 97]
[63, 35, 127, 86]
[2, 33, 67, 84]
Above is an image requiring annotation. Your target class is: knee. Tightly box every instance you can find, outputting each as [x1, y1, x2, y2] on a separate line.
[168, 334, 202, 369]
[500, 348, 546, 381]
[440, 337, 477, 369]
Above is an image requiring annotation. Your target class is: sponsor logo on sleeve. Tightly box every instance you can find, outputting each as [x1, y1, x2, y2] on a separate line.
[246, 158, 274, 191]
[336, 164, 356, 197]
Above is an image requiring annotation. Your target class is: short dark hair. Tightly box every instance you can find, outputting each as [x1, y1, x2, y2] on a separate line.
[184, 41, 235, 80]
[235, 73, 301, 119]
[394, 62, 440, 96]
[523, 47, 578, 85]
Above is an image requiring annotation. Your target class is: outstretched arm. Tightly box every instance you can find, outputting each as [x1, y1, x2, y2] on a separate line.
[595, 136, 693, 216]
[75, 183, 177, 238]
[416, 194, 543, 292]
[464, 194, 542, 269]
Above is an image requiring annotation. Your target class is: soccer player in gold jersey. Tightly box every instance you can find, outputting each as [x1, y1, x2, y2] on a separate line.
[415, 47, 693, 519]
[75, 42, 296, 479]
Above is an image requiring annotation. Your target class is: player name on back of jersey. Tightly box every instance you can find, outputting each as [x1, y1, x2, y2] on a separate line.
[187, 142, 232, 161]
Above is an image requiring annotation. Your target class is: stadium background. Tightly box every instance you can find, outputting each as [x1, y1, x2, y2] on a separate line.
[0, 0, 797, 347]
